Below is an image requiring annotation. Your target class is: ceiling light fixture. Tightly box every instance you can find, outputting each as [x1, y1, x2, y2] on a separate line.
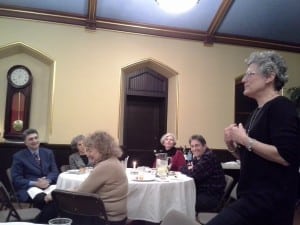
[156, 0, 199, 14]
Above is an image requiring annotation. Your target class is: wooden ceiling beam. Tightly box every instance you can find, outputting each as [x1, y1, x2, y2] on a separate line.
[86, 0, 97, 30]
[95, 18, 207, 41]
[0, 6, 86, 27]
[214, 34, 300, 53]
[204, 0, 233, 45]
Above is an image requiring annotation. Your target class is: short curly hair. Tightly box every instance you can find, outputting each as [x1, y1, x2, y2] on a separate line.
[70, 134, 85, 151]
[245, 51, 288, 91]
[160, 133, 177, 145]
[84, 131, 122, 160]
[22, 128, 38, 141]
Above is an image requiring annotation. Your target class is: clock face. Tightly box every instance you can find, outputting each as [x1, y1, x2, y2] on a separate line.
[8, 66, 32, 88]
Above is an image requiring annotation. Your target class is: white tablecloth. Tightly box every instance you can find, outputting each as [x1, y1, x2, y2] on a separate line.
[56, 168, 196, 223]
[221, 161, 241, 170]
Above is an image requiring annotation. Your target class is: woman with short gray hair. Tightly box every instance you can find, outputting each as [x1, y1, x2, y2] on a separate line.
[208, 51, 300, 225]
[159, 132, 185, 171]
[69, 134, 92, 169]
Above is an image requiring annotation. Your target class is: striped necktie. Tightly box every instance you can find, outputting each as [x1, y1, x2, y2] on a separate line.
[33, 152, 40, 165]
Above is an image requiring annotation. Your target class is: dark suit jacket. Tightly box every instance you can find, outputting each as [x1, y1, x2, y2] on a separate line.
[11, 147, 59, 202]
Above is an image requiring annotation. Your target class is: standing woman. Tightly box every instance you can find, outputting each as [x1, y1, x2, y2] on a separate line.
[160, 133, 186, 171]
[69, 135, 92, 169]
[208, 51, 300, 225]
[78, 131, 128, 225]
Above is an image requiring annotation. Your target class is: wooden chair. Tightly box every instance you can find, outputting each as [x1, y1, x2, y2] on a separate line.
[197, 182, 238, 224]
[52, 189, 109, 225]
[0, 181, 40, 222]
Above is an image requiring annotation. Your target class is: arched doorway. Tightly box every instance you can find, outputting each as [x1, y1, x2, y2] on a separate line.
[120, 59, 178, 166]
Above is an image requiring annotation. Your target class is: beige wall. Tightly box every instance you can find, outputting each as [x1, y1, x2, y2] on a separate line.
[0, 17, 300, 148]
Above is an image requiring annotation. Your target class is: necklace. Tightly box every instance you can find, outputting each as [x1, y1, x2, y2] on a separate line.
[247, 107, 261, 134]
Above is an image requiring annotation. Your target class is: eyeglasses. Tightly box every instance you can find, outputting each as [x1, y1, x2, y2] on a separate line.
[243, 72, 256, 79]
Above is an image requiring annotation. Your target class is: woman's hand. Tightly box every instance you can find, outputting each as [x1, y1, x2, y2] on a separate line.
[224, 124, 237, 151]
[231, 123, 248, 146]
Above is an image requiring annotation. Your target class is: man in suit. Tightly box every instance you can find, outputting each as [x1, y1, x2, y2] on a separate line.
[11, 128, 59, 207]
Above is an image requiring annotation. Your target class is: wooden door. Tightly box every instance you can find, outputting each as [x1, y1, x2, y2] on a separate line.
[123, 68, 168, 166]
[124, 96, 166, 166]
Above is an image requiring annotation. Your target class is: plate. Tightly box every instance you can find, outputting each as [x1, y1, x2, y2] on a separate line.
[131, 178, 155, 182]
[131, 175, 156, 182]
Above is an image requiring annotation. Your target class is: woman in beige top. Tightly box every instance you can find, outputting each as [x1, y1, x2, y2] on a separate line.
[77, 131, 128, 225]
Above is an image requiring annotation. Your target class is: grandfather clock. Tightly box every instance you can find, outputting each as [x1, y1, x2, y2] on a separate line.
[4, 65, 33, 140]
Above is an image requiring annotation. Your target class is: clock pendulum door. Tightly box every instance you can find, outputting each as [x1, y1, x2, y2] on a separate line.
[11, 92, 25, 132]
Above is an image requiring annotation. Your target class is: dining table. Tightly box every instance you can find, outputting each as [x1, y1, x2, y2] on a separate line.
[221, 161, 240, 170]
[56, 167, 196, 223]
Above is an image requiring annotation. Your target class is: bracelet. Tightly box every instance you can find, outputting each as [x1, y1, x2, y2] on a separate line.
[247, 137, 255, 152]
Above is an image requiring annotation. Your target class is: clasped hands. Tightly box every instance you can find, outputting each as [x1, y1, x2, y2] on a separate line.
[224, 123, 248, 151]
[36, 177, 50, 189]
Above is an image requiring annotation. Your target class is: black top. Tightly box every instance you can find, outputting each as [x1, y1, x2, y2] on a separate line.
[161, 146, 177, 157]
[235, 96, 300, 224]
[181, 149, 226, 197]
[80, 155, 89, 165]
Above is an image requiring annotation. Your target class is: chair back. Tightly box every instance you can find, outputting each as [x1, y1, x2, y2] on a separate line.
[52, 189, 109, 225]
[214, 174, 234, 211]
[161, 210, 199, 225]
[224, 182, 238, 206]
[6, 168, 21, 207]
[197, 182, 238, 224]
[121, 156, 129, 169]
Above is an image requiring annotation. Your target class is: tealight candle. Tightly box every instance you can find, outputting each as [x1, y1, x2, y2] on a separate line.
[133, 161, 137, 169]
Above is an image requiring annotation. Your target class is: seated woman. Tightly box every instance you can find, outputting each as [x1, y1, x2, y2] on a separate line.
[159, 133, 186, 171]
[180, 134, 226, 212]
[69, 135, 93, 169]
[77, 131, 128, 225]
[37, 131, 128, 224]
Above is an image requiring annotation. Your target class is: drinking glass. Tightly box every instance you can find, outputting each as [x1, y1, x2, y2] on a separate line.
[48, 218, 72, 225]
[156, 153, 168, 178]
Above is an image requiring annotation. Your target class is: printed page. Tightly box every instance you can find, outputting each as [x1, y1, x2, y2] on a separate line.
[27, 184, 56, 199]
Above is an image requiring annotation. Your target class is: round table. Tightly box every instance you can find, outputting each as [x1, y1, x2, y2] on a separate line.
[56, 168, 196, 223]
